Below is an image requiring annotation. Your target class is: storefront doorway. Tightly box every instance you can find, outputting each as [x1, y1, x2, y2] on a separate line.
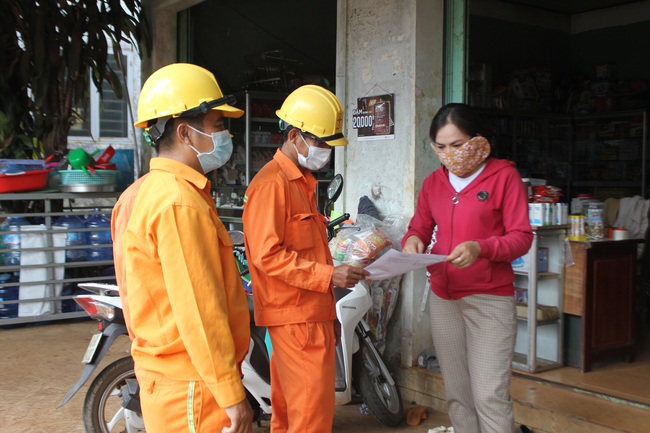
[449, 0, 650, 389]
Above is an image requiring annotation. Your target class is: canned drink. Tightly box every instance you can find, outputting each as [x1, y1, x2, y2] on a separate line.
[529, 203, 543, 226]
[569, 214, 587, 241]
[555, 203, 568, 225]
[541, 203, 554, 226]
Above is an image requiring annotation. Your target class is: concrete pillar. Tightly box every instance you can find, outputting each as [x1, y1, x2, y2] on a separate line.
[335, 0, 445, 366]
[139, 0, 204, 173]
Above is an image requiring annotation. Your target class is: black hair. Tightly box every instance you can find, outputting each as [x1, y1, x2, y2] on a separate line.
[153, 115, 205, 152]
[429, 103, 483, 143]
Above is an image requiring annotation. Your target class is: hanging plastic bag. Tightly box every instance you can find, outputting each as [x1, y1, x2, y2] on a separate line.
[330, 224, 392, 266]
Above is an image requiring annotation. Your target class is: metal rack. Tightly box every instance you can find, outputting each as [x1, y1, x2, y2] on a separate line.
[242, 90, 286, 186]
[513, 225, 567, 373]
[0, 191, 119, 326]
[571, 110, 647, 199]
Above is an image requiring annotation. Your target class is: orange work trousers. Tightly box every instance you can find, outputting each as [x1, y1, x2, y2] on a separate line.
[136, 367, 231, 432]
[268, 321, 336, 433]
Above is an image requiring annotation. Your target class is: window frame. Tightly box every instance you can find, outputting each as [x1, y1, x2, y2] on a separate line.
[67, 42, 141, 150]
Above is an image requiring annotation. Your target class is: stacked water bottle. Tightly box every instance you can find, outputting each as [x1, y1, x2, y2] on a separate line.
[52, 209, 112, 262]
[83, 209, 112, 262]
[54, 214, 88, 262]
[0, 216, 30, 319]
[0, 209, 113, 319]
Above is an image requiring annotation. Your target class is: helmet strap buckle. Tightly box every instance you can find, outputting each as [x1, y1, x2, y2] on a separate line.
[146, 116, 172, 145]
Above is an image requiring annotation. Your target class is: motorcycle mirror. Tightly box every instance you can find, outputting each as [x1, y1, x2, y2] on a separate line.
[228, 230, 245, 246]
[327, 174, 344, 203]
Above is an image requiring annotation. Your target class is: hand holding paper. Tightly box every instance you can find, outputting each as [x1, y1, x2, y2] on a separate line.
[364, 249, 445, 280]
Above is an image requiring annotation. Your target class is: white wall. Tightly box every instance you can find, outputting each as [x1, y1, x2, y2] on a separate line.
[335, 0, 444, 366]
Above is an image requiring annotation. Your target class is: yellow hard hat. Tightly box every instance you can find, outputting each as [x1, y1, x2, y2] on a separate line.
[276, 85, 347, 146]
[135, 63, 243, 128]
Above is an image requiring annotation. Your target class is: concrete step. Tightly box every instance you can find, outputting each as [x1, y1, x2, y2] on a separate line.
[398, 366, 650, 433]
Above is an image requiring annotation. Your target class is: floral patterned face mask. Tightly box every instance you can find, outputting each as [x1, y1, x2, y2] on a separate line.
[433, 136, 491, 177]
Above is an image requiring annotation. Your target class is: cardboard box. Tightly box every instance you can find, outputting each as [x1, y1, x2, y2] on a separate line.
[516, 303, 560, 321]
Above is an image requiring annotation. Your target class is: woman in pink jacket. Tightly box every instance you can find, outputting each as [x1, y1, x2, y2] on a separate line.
[402, 103, 533, 433]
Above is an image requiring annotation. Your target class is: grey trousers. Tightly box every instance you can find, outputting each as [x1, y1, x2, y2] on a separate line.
[429, 293, 517, 433]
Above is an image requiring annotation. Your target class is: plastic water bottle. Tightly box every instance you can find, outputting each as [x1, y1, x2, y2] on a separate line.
[0, 216, 30, 266]
[0, 273, 19, 319]
[85, 209, 112, 261]
[54, 214, 87, 262]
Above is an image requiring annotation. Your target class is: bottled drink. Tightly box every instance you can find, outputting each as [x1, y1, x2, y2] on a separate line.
[0, 273, 19, 319]
[53, 214, 87, 262]
[0, 216, 30, 266]
[85, 209, 112, 261]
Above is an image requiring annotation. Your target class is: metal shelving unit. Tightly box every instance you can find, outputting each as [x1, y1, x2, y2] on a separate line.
[242, 91, 286, 186]
[479, 109, 648, 200]
[513, 225, 567, 373]
[571, 110, 647, 199]
[0, 191, 119, 326]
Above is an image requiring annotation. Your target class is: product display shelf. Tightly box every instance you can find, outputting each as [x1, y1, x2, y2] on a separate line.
[0, 191, 118, 326]
[241, 90, 285, 186]
[479, 109, 648, 200]
[219, 90, 334, 211]
[478, 109, 571, 193]
[513, 225, 567, 373]
[214, 91, 285, 220]
[570, 110, 647, 199]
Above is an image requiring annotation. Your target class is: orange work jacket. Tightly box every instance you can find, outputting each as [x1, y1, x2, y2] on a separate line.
[120, 158, 250, 408]
[242, 149, 335, 327]
[111, 173, 148, 339]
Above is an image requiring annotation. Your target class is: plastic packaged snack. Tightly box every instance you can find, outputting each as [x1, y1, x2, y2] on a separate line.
[334, 226, 392, 267]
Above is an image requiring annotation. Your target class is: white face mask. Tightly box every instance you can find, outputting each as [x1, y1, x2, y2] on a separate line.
[294, 132, 332, 171]
[187, 126, 233, 174]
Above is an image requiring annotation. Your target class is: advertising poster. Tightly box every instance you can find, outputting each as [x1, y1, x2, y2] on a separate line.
[352, 94, 395, 141]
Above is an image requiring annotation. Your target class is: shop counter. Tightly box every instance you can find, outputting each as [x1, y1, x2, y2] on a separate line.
[563, 238, 644, 372]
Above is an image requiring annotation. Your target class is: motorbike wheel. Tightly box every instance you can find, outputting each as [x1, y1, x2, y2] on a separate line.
[83, 356, 145, 433]
[353, 344, 405, 427]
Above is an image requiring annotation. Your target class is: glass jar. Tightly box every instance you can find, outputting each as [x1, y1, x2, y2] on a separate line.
[585, 201, 605, 239]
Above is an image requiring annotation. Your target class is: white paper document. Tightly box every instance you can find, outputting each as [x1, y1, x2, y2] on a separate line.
[364, 249, 446, 280]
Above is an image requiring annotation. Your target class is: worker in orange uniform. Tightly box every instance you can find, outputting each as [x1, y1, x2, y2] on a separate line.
[111, 174, 146, 339]
[242, 85, 369, 433]
[112, 63, 253, 433]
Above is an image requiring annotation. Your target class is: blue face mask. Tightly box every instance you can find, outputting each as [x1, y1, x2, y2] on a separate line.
[187, 126, 233, 174]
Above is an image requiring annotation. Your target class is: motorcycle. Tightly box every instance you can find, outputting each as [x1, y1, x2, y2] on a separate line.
[240, 173, 405, 427]
[59, 174, 404, 431]
[57, 282, 144, 433]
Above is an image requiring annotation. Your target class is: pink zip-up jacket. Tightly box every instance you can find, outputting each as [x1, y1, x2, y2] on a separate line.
[402, 158, 533, 300]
